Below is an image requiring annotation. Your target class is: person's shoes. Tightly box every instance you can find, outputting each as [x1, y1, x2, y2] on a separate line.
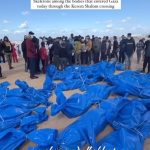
[30, 76, 39, 79]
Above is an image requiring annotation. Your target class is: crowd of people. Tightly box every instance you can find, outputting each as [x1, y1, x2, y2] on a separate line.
[0, 31, 150, 80]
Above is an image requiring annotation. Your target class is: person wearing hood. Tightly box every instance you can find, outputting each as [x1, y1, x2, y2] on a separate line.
[26, 31, 38, 79]
[124, 33, 135, 70]
[142, 35, 150, 73]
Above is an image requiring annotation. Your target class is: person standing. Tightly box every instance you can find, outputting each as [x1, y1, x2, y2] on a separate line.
[51, 38, 60, 69]
[59, 40, 68, 70]
[66, 39, 74, 65]
[124, 33, 135, 70]
[81, 38, 87, 65]
[119, 35, 126, 63]
[12, 44, 18, 63]
[0, 65, 6, 79]
[74, 36, 82, 65]
[142, 35, 150, 73]
[136, 39, 144, 64]
[101, 36, 111, 61]
[85, 36, 92, 64]
[101, 36, 107, 61]
[26, 31, 38, 79]
[21, 35, 28, 72]
[0, 39, 5, 63]
[2, 36, 13, 69]
[112, 36, 119, 61]
[39, 42, 48, 73]
[93, 37, 101, 63]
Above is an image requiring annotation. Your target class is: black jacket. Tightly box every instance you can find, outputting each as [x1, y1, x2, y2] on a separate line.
[51, 42, 60, 56]
[113, 40, 119, 52]
[144, 40, 150, 57]
[124, 38, 135, 56]
[21, 40, 27, 59]
[0, 43, 3, 54]
[120, 39, 126, 52]
[2, 42, 12, 53]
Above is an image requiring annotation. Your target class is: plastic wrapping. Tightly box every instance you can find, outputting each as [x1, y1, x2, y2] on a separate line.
[51, 85, 113, 118]
[16, 80, 51, 105]
[0, 105, 31, 131]
[46, 61, 115, 91]
[57, 97, 129, 149]
[20, 107, 48, 133]
[27, 128, 58, 149]
[97, 111, 150, 150]
[107, 71, 150, 98]
[0, 128, 26, 150]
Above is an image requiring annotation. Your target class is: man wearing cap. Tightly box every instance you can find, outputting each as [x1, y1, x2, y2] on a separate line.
[124, 33, 135, 70]
[142, 35, 150, 73]
[26, 31, 38, 79]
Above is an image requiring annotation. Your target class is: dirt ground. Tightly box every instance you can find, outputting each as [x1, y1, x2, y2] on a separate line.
[0, 54, 150, 150]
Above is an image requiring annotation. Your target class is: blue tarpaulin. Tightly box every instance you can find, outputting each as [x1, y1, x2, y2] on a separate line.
[51, 85, 113, 118]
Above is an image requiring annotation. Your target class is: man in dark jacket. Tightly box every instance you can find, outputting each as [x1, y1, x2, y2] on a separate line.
[124, 33, 135, 69]
[142, 35, 150, 73]
[51, 38, 60, 69]
[59, 41, 68, 70]
[66, 39, 74, 65]
[119, 35, 126, 63]
[112, 36, 119, 61]
[26, 31, 38, 79]
[21, 35, 28, 72]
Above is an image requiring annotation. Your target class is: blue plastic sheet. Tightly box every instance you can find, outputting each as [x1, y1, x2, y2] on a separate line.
[0, 128, 26, 150]
[111, 101, 146, 130]
[115, 63, 125, 71]
[97, 111, 150, 150]
[27, 128, 58, 149]
[57, 97, 129, 149]
[43, 65, 56, 91]
[0, 105, 31, 131]
[107, 71, 150, 98]
[46, 61, 115, 91]
[16, 80, 51, 105]
[51, 85, 113, 118]
[20, 107, 48, 133]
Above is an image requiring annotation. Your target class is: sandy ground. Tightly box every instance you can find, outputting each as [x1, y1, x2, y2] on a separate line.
[0, 55, 150, 150]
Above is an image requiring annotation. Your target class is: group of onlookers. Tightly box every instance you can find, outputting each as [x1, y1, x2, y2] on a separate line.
[0, 37, 19, 79]
[1, 32, 150, 80]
